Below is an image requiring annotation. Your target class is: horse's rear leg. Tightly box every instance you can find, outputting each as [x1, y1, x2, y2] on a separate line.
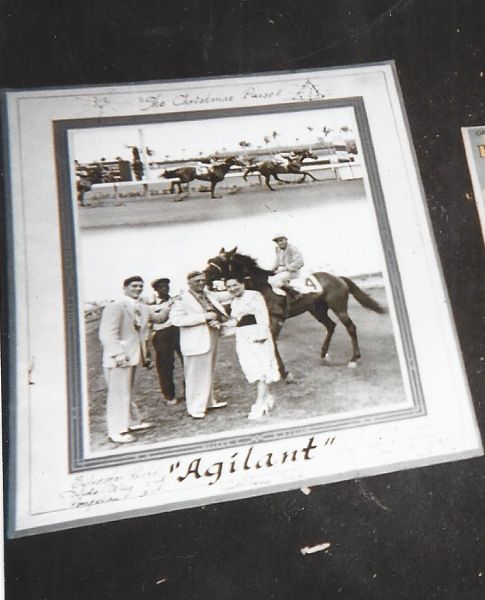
[311, 300, 336, 361]
[336, 311, 361, 366]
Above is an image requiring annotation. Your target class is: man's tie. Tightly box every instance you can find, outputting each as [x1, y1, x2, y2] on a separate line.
[134, 303, 142, 331]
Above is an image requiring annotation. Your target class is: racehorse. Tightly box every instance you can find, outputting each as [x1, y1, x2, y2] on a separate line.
[160, 156, 244, 199]
[76, 173, 93, 207]
[242, 149, 319, 191]
[205, 247, 386, 380]
[76, 163, 116, 206]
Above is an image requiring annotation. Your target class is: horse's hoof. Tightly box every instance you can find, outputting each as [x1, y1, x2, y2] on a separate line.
[347, 361, 358, 369]
[285, 372, 296, 384]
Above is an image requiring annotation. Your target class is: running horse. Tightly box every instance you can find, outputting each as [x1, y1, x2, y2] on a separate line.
[160, 156, 244, 199]
[242, 149, 319, 191]
[205, 248, 386, 381]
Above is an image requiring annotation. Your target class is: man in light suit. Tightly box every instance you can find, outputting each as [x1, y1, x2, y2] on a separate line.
[170, 271, 228, 419]
[99, 275, 160, 444]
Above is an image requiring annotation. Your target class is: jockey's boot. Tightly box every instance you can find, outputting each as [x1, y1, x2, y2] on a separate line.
[280, 285, 302, 317]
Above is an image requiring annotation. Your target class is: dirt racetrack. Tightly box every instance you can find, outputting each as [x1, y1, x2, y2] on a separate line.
[79, 177, 365, 230]
[86, 287, 407, 454]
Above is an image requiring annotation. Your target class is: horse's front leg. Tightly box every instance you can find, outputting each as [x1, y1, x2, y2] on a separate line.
[271, 321, 294, 383]
[264, 174, 275, 191]
[273, 174, 291, 184]
[210, 180, 220, 199]
[299, 172, 319, 184]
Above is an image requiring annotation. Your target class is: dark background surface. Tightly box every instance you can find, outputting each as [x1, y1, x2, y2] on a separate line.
[1, 1, 484, 598]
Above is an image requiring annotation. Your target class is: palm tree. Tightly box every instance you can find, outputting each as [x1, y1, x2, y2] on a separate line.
[306, 126, 314, 151]
[272, 130, 280, 151]
[238, 140, 251, 160]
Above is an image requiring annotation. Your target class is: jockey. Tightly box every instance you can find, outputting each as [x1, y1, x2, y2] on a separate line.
[269, 234, 304, 298]
[274, 151, 297, 167]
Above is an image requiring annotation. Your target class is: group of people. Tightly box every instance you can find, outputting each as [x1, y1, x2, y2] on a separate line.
[98, 234, 304, 445]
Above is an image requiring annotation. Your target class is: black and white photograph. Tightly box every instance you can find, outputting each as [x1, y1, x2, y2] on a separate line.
[4, 65, 482, 537]
[3, 4, 485, 600]
[69, 105, 411, 459]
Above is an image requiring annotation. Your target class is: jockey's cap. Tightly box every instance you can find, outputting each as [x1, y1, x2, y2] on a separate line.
[151, 277, 170, 289]
[272, 233, 287, 241]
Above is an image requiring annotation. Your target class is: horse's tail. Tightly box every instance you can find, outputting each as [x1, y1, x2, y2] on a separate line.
[341, 277, 387, 314]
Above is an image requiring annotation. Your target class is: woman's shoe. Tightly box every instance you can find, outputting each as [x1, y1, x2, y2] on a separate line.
[248, 403, 268, 420]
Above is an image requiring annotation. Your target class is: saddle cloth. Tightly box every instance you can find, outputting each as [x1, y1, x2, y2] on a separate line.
[195, 165, 211, 176]
[271, 273, 323, 296]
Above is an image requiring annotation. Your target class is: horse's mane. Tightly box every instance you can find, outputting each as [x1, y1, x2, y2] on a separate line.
[231, 252, 272, 277]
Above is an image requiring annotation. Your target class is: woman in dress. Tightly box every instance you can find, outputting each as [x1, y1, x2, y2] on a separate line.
[224, 277, 280, 419]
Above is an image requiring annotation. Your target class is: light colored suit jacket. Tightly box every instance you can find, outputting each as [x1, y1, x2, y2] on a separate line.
[99, 297, 152, 368]
[170, 290, 227, 356]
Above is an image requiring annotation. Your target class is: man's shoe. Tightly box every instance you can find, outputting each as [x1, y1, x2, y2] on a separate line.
[109, 433, 136, 443]
[128, 422, 154, 431]
[208, 401, 227, 409]
[189, 412, 206, 419]
[165, 398, 178, 406]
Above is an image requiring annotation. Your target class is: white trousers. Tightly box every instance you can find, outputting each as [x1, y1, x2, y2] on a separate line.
[104, 366, 141, 437]
[183, 330, 219, 415]
[269, 270, 299, 288]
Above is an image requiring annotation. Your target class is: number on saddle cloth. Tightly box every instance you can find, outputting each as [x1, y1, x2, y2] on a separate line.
[290, 274, 323, 295]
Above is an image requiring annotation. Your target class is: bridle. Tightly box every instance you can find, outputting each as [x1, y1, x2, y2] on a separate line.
[207, 260, 223, 274]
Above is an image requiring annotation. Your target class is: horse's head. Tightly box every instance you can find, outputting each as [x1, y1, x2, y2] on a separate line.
[303, 149, 318, 160]
[204, 253, 230, 289]
[205, 246, 267, 289]
[225, 156, 246, 168]
[219, 246, 238, 262]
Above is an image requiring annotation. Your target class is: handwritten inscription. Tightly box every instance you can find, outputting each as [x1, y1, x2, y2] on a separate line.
[60, 436, 335, 509]
[61, 466, 166, 508]
[138, 86, 287, 113]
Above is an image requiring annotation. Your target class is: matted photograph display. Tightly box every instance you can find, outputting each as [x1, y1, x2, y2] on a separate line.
[462, 126, 485, 238]
[3, 63, 482, 537]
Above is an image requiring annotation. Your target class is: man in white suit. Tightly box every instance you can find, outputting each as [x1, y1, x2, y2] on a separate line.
[99, 275, 162, 443]
[170, 271, 228, 419]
